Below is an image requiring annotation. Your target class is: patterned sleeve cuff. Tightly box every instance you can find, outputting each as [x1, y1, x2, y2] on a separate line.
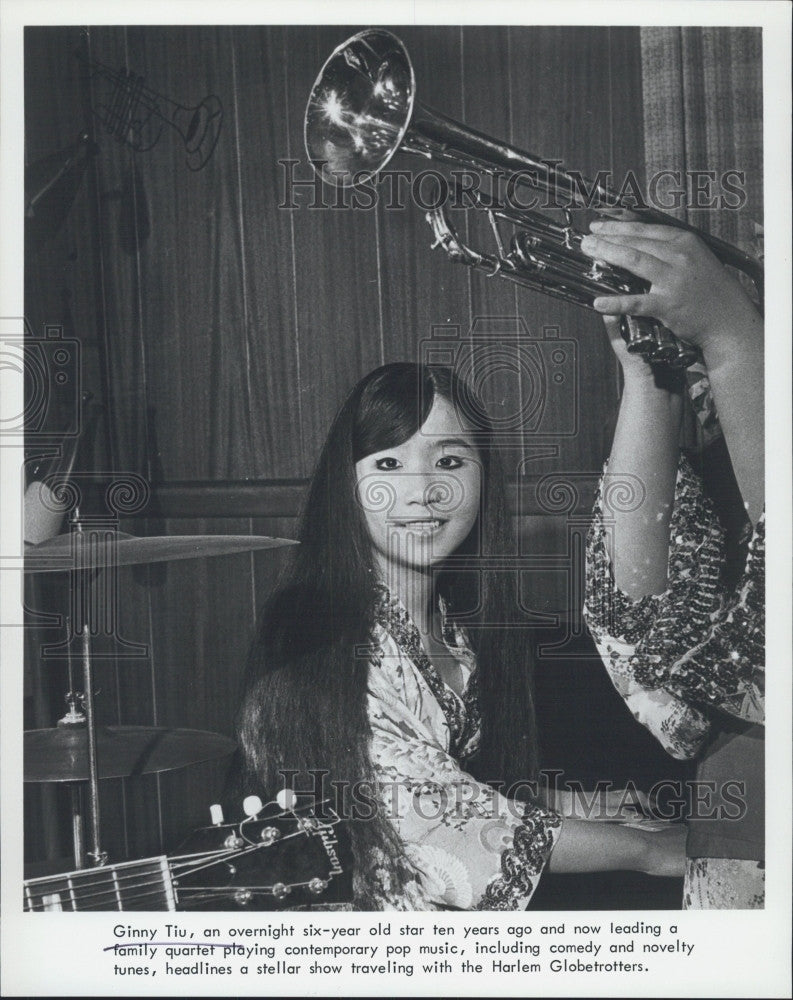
[584, 465, 663, 645]
[585, 454, 727, 673]
[474, 804, 562, 910]
[664, 513, 765, 722]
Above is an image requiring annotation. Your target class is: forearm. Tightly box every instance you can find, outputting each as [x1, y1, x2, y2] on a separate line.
[700, 319, 764, 524]
[582, 223, 765, 524]
[606, 373, 684, 599]
[548, 818, 683, 877]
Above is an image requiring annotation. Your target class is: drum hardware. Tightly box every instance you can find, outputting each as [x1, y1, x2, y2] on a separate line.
[24, 725, 237, 783]
[24, 528, 296, 572]
[25, 515, 298, 870]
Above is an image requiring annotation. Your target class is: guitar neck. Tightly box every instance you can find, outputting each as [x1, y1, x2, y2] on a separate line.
[23, 805, 352, 911]
[24, 855, 177, 911]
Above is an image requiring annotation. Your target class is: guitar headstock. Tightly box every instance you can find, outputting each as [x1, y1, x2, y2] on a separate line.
[171, 796, 353, 910]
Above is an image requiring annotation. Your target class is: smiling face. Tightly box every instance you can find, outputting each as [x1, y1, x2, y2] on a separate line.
[354, 395, 482, 579]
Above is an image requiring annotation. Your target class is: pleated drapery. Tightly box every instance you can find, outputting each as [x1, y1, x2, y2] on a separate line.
[640, 26, 763, 252]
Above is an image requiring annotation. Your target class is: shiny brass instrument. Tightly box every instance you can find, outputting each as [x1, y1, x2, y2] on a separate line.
[304, 29, 763, 369]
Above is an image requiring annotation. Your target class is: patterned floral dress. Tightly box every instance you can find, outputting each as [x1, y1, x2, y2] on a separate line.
[583, 417, 765, 908]
[366, 587, 561, 910]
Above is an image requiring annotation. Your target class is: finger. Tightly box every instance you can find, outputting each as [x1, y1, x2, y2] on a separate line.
[593, 207, 643, 222]
[591, 293, 656, 316]
[600, 315, 630, 350]
[589, 220, 690, 241]
[586, 232, 685, 263]
[600, 315, 626, 350]
[579, 234, 670, 282]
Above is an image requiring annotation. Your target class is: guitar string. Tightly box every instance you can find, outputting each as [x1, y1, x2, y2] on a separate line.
[24, 854, 252, 907]
[174, 882, 334, 907]
[25, 868, 336, 911]
[26, 883, 174, 911]
[163, 826, 336, 879]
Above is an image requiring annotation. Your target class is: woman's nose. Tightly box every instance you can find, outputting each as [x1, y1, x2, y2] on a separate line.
[404, 473, 455, 509]
[402, 472, 436, 505]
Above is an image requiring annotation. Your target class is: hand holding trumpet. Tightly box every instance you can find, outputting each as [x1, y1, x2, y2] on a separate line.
[580, 221, 763, 355]
[585, 220, 764, 523]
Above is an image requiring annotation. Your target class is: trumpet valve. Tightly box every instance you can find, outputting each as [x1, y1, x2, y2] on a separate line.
[648, 342, 679, 363]
[619, 316, 657, 355]
[666, 343, 700, 369]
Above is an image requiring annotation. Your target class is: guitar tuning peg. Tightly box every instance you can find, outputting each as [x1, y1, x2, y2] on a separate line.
[242, 795, 263, 818]
[210, 803, 224, 825]
[276, 788, 297, 811]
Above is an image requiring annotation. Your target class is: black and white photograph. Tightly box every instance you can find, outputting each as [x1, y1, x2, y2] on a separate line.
[1, 1, 790, 996]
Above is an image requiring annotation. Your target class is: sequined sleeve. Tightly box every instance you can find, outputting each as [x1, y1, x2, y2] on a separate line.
[367, 631, 561, 910]
[657, 364, 764, 723]
[661, 514, 765, 724]
[583, 456, 723, 759]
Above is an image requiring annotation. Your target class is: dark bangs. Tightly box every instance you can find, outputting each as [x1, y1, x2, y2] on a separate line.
[353, 363, 438, 461]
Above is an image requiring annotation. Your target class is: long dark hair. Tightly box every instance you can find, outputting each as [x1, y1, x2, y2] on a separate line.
[238, 363, 539, 906]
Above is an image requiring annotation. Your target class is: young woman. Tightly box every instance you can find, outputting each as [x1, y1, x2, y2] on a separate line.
[238, 361, 684, 910]
[581, 221, 765, 908]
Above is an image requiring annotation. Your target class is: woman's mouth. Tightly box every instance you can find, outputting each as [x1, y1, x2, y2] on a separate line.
[388, 518, 447, 532]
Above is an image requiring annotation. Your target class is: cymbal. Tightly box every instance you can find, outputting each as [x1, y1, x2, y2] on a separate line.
[24, 532, 297, 572]
[24, 725, 237, 782]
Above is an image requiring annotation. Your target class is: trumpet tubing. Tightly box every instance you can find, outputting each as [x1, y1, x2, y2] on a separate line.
[304, 29, 762, 370]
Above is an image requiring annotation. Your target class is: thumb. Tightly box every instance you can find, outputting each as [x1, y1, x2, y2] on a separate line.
[602, 314, 628, 354]
[601, 315, 653, 379]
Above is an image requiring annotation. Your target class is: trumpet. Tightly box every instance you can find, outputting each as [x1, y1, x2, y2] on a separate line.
[304, 29, 763, 370]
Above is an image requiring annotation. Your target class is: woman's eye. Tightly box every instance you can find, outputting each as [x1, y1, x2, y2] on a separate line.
[375, 457, 401, 470]
[436, 455, 463, 469]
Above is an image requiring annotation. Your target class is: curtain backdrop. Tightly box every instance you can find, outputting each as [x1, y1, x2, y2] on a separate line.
[640, 26, 763, 455]
[641, 27, 763, 250]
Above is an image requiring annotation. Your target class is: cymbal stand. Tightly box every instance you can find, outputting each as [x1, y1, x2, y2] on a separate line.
[71, 512, 107, 867]
[59, 623, 87, 869]
[80, 614, 105, 866]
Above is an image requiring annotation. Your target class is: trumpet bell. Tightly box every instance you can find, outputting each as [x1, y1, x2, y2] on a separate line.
[305, 29, 415, 186]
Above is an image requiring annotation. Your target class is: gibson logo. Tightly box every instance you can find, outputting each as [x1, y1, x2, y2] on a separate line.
[314, 820, 343, 876]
